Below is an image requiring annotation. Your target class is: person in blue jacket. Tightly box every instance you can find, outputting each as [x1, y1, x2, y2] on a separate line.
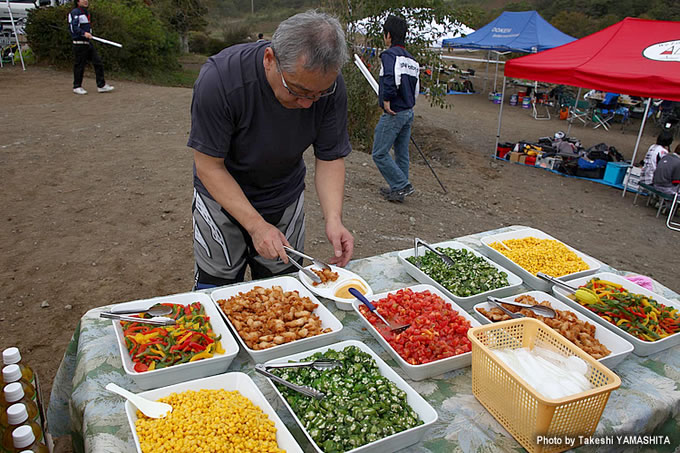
[68, 0, 114, 95]
[372, 15, 420, 203]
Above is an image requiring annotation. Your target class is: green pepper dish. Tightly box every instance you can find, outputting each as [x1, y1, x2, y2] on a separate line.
[407, 247, 509, 297]
[269, 346, 423, 453]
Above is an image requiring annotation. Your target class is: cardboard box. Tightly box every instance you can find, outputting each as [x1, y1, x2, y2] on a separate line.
[509, 152, 522, 162]
[623, 166, 642, 190]
[518, 155, 527, 164]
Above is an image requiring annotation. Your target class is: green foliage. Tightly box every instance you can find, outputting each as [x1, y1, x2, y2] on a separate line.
[149, 0, 207, 52]
[25, 1, 180, 74]
[188, 23, 251, 56]
[324, 0, 468, 150]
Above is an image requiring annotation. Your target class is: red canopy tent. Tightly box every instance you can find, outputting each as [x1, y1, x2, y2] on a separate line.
[495, 17, 680, 194]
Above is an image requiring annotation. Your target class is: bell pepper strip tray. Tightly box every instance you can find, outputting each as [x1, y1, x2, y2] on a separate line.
[120, 302, 225, 372]
[358, 289, 472, 365]
[574, 279, 679, 342]
[269, 345, 423, 452]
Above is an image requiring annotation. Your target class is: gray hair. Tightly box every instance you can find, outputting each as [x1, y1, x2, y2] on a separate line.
[271, 10, 348, 74]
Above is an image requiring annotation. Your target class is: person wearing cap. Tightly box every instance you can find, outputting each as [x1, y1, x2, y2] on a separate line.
[371, 15, 420, 203]
[68, 0, 114, 95]
[188, 10, 353, 289]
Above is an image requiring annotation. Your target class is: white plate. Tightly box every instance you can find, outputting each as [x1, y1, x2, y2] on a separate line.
[480, 227, 601, 291]
[125, 372, 302, 453]
[472, 291, 633, 368]
[298, 264, 374, 310]
[262, 340, 438, 453]
[210, 276, 344, 363]
[111, 292, 239, 390]
[352, 284, 482, 381]
[552, 272, 680, 356]
[397, 240, 523, 310]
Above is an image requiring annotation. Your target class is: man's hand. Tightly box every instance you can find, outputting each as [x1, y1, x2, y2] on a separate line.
[248, 220, 290, 263]
[383, 100, 396, 115]
[325, 220, 354, 267]
[84, 32, 92, 39]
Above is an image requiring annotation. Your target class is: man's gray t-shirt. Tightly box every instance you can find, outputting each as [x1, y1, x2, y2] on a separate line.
[652, 153, 680, 193]
[188, 42, 351, 214]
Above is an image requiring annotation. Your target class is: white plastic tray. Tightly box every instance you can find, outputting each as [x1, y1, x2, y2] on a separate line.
[111, 292, 239, 390]
[298, 264, 373, 311]
[352, 284, 482, 381]
[472, 291, 633, 369]
[262, 340, 438, 453]
[552, 272, 680, 356]
[397, 240, 523, 310]
[480, 227, 601, 291]
[125, 372, 302, 453]
[210, 276, 344, 363]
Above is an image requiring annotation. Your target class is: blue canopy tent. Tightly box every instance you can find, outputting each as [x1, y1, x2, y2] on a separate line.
[441, 11, 575, 53]
[441, 11, 575, 91]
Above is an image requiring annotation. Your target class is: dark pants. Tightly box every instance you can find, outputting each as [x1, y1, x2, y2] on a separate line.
[73, 43, 105, 89]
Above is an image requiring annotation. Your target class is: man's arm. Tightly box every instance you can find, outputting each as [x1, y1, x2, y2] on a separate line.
[314, 157, 354, 266]
[380, 52, 397, 115]
[193, 151, 290, 262]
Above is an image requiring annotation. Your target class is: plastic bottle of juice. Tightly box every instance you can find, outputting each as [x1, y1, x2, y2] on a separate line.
[1, 366, 36, 405]
[2, 404, 44, 451]
[10, 425, 48, 452]
[0, 384, 39, 428]
[1, 350, 34, 388]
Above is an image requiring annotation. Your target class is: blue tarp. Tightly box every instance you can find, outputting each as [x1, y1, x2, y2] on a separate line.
[442, 11, 575, 53]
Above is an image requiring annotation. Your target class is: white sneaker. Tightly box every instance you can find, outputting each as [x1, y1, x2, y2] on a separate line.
[73, 87, 88, 95]
[97, 84, 114, 93]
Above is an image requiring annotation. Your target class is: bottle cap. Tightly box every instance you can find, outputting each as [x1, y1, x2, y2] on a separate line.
[12, 425, 35, 449]
[3, 347, 21, 365]
[4, 382, 25, 403]
[3, 364, 22, 383]
[7, 403, 29, 425]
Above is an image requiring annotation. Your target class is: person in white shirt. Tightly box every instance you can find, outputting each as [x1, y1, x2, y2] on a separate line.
[640, 131, 673, 185]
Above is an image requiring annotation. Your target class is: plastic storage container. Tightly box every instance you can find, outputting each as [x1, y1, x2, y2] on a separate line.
[467, 318, 621, 453]
[603, 162, 629, 186]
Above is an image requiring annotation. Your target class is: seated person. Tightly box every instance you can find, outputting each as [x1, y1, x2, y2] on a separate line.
[640, 131, 673, 185]
[652, 144, 680, 196]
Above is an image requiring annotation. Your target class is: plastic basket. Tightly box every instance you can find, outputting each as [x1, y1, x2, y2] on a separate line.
[467, 318, 621, 453]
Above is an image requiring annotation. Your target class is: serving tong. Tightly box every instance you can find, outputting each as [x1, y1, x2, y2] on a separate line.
[413, 237, 455, 267]
[255, 364, 331, 400]
[100, 312, 176, 326]
[536, 272, 600, 305]
[283, 246, 332, 270]
[486, 296, 557, 318]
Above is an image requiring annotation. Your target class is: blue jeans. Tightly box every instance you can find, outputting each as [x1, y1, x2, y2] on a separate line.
[372, 109, 414, 191]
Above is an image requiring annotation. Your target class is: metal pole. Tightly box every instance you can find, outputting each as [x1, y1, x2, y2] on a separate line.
[493, 52, 499, 92]
[6, 0, 25, 70]
[251, 0, 254, 14]
[622, 97, 652, 197]
[566, 87, 582, 136]
[494, 76, 507, 157]
[483, 50, 489, 93]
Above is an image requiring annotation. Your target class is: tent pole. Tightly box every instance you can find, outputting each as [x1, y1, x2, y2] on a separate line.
[493, 52, 499, 92]
[566, 87, 582, 136]
[484, 50, 489, 93]
[622, 97, 652, 197]
[6, 0, 26, 71]
[494, 76, 506, 157]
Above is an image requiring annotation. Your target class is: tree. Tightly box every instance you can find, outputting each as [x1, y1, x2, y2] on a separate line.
[324, 0, 472, 149]
[150, 0, 207, 53]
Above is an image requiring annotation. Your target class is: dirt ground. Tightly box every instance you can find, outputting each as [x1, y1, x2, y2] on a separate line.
[1, 65, 679, 450]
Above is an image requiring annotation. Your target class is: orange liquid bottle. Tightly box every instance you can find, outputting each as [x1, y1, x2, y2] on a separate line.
[2, 403, 44, 451]
[0, 384, 40, 429]
[2, 349, 34, 389]
[10, 425, 48, 452]
[2, 365, 36, 405]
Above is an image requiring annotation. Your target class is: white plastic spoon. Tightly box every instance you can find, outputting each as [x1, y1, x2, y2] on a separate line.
[105, 383, 172, 419]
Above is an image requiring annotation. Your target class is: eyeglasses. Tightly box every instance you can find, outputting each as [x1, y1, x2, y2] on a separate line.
[274, 55, 337, 101]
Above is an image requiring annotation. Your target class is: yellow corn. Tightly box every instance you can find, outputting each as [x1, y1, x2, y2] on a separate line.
[135, 389, 283, 453]
[489, 237, 589, 277]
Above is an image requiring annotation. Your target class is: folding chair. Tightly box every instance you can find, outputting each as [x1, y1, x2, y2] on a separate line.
[592, 93, 620, 131]
[531, 95, 551, 120]
[666, 186, 680, 231]
[561, 97, 590, 126]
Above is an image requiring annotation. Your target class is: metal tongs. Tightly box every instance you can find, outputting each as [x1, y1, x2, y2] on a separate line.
[99, 312, 176, 326]
[255, 364, 326, 399]
[487, 296, 556, 318]
[414, 237, 455, 267]
[283, 246, 332, 270]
